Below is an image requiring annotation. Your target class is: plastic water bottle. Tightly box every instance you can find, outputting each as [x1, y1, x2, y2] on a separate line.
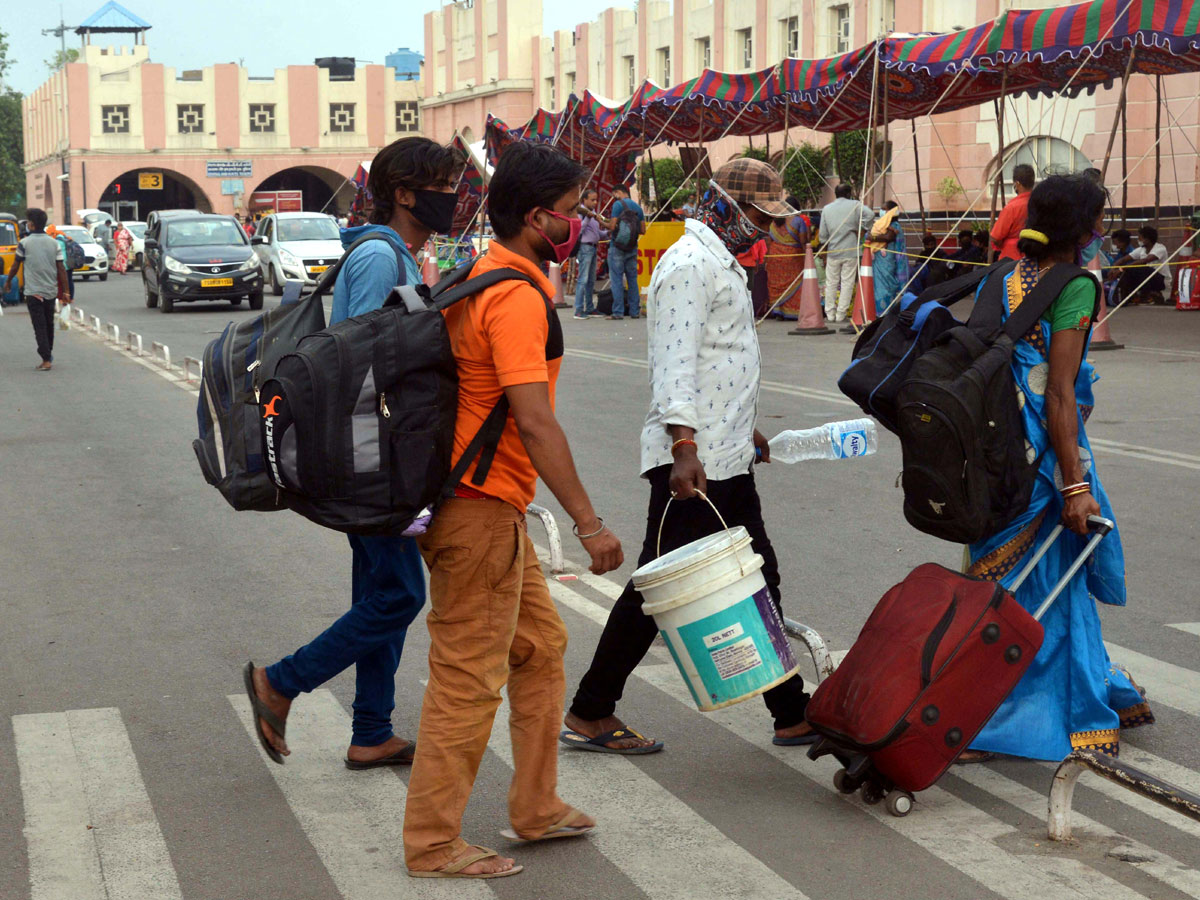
[767, 418, 879, 463]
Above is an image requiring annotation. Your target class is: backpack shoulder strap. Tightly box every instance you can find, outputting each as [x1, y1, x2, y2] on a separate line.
[309, 232, 407, 301]
[920, 258, 1016, 308]
[1003, 264, 1095, 341]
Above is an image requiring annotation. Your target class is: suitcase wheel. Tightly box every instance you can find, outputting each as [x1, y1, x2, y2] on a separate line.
[833, 768, 860, 795]
[885, 791, 914, 817]
[860, 781, 886, 806]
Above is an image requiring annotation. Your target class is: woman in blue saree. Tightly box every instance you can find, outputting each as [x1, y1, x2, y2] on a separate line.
[961, 175, 1153, 763]
[868, 201, 908, 317]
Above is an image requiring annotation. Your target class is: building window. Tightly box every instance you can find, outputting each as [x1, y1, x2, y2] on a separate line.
[177, 104, 204, 134]
[696, 37, 711, 71]
[567, 71, 576, 95]
[658, 46, 671, 86]
[737, 29, 753, 69]
[249, 103, 276, 133]
[783, 17, 800, 57]
[545, 77, 555, 108]
[329, 102, 356, 133]
[883, 0, 896, 32]
[101, 104, 130, 134]
[833, 4, 851, 54]
[625, 55, 636, 94]
[395, 101, 420, 133]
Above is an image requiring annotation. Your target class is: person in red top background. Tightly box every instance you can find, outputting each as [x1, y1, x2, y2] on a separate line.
[991, 163, 1036, 260]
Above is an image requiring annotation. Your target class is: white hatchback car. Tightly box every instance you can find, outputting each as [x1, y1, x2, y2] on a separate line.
[58, 225, 109, 280]
[250, 212, 344, 295]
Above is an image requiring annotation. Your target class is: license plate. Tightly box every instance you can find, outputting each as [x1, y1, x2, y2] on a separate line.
[78, 265, 91, 271]
[308, 265, 329, 274]
[201, 277, 234, 288]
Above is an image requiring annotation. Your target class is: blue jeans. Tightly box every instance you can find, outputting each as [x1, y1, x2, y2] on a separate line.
[266, 534, 425, 746]
[608, 245, 640, 318]
[574, 242, 598, 315]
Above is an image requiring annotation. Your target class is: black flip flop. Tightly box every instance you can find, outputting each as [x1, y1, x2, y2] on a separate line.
[558, 728, 663, 755]
[344, 741, 416, 770]
[243, 661, 286, 765]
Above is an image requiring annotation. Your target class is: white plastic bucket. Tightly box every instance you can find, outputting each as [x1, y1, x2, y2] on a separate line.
[632, 497, 799, 711]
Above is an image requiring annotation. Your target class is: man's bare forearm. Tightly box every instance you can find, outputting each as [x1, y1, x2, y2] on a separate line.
[516, 413, 600, 531]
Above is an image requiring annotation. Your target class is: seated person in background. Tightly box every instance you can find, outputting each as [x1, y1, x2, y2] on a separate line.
[972, 230, 990, 259]
[913, 232, 950, 291]
[1112, 225, 1168, 305]
[944, 228, 985, 277]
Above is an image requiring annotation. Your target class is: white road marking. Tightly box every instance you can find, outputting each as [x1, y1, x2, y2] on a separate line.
[957, 766, 1200, 897]
[1166, 622, 1200, 639]
[1104, 641, 1200, 718]
[1123, 344, 1200, 359]
[228, 690, 492, 899]
[1088, 438, 1200, 470]
[13, 708, 184, 900]
[487, 698, 810, 900]
[636, 664, 1150, 900]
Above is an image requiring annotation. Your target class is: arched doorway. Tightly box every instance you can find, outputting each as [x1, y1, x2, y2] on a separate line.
[248, 166, 355, 217]
[98, 168, 213, 221]
[986, 136, 1092, 185]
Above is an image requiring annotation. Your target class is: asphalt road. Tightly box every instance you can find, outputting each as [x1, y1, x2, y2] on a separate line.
[2, 276, 1199, 900]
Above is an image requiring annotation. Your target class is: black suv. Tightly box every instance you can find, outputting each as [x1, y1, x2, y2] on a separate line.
[142, 213, 263, 313]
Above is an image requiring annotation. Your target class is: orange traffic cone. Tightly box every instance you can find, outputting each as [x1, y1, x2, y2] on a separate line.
[788, 246, 833, 336]
[842, 246, 875, 334]
[1087, 252, 1123, 351]
[421, 240, 439, 286]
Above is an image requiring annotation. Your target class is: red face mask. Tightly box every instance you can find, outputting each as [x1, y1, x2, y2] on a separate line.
[531, 208, 582, 264]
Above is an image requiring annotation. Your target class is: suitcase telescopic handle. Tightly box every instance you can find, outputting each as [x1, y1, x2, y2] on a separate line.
[1006, 515, 1114, 622]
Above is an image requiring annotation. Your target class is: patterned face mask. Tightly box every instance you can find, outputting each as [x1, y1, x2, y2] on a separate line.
[695, 178, 767, 257]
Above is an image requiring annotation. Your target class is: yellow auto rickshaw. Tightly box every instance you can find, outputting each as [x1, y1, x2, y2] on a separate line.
[0, 213, 21, 302]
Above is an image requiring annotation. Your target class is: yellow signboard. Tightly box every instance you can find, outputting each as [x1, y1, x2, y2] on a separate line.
[139, 172, 164, 190]
[635, 220, 686, 292]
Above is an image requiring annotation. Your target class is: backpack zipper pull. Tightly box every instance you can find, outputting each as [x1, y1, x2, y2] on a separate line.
[248, 359, 262, 402]
[379, 393, 391, 418]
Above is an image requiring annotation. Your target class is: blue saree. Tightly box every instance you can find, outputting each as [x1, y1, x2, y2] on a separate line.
[966, 261, 1154, 761]
[872, 228, 908, 317]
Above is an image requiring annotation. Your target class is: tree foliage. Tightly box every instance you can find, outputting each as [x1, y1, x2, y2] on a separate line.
[0, 29, 23, 214]
[779, 143, 830, 208]
[830, 130, 870, 189]
[637, 157, 699, 209]
[46, 48, 80, 72]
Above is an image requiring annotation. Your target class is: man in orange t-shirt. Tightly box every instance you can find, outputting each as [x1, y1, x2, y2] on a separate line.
[403, 142, 623, 881]
[990, 163, 1035, 260]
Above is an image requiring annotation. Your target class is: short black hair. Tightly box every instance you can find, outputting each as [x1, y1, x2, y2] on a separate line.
[1013, 164, 1035, 190]
[26, 208, 47, 231]
[958, 229, 973, 242]
[1139, 225, 1158, 243]
[1112, 228, 1132, 244]
[368, 137, 463, 226]
[883, 200, 898, 211]
[611, 183, 630, 197]
[1017, 174, 1107, 261]
[972, 231, 988, 245]
[488, 142, 586, 240]
[584, 188, 598, 200]
[834, 183, 853, 199]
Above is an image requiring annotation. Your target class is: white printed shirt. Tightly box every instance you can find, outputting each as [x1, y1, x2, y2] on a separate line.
[640, 218, 761, 481]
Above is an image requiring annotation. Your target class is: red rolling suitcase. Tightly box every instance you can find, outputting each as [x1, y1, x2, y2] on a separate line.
[805, 516, 1113, 817]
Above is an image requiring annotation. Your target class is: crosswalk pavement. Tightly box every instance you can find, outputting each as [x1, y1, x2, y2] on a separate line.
[10, 560, 1200, 900]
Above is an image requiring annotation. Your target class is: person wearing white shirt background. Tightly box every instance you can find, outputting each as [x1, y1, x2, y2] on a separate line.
[1113, 224, 1169, 304]
[562, 158, 818, 754]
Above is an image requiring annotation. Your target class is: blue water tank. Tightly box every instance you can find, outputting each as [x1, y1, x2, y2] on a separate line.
[386, 47, 423, 81]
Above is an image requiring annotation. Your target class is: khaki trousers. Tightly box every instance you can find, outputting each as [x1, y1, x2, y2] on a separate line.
[824, 253, 859, 318]
[404, 498, 571, 871]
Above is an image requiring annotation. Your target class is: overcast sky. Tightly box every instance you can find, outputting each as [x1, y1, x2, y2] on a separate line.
[6, 0, 615, 95]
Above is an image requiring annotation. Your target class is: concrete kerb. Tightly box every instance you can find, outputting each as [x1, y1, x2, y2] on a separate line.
[64, 310, 198, 396]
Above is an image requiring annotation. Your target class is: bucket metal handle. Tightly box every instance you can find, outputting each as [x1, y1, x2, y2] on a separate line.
[656, 489, 746, 576]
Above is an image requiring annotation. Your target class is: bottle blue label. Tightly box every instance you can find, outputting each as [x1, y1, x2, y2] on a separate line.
[834, 429, 869, 458]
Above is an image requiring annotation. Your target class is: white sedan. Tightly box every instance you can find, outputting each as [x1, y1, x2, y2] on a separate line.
[121, 221, 147, 269]
[250, 212, 344, 295]
[58, 225, 109, 280]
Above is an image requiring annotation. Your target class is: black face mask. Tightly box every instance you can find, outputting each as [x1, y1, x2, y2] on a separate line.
[409, 189, 457, 234]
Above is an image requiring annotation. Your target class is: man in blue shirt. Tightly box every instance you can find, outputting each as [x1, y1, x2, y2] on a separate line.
[245, 137, 462, 769]
[604, 184, 645, 319]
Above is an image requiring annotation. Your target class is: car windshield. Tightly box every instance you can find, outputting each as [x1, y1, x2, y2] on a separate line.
[82, 213, 110, 226]
[165, 220, 248, 248]
[59, 227, 92, 243]
[124, 223, 146, 237]
[277, 217, 340, 242]
[0, 222, 16, 245]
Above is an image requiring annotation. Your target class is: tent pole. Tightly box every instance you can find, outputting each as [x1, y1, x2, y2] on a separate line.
[882, 65, 890, 201]
[987, 69, 1009, 264]
[912, 119, 927, 233]
[1100, 45, 1137, 183]
[1121, 86, 1129, 228]
[832, 133, 844, 184]
[1154, 74, 1162, 223]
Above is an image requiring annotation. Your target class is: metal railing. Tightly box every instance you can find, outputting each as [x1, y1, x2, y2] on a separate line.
[182, 356, 202, 384]
[784, 618, 835, 683]
[150, 341, 171, 369]
[526, 503, 565, 574]
[124, 331, 143, 356]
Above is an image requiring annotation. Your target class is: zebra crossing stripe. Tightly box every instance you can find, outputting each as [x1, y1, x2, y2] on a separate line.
[13, 708, 183, 900]
[487, 697, 811, 900]
[228, 690, 493, 899]
[635, 663, 1151, 900]
[1104, 642, 1200, 719]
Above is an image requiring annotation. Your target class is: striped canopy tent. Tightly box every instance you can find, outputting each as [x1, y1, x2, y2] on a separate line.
[467, 0, 1200, 221]
[450, 134, 489, 236]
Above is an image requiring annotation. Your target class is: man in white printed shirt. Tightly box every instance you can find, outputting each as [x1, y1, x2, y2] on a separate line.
[562, 159, 816, 754]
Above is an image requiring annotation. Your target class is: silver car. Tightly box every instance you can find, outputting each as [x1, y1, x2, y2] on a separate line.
[250, 212, 344, 295]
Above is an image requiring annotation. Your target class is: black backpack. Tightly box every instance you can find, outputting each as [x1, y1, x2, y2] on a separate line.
[62, 235, 88, 270]
[192, 233, 403, 511]
[895, 263, 1097, 543]
[838, 261, 1016, 434]
[612, 202, 641, 252]
[258, 261, 559, 536]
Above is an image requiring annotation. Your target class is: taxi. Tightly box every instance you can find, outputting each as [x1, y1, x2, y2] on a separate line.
[0, 213, 20, 301]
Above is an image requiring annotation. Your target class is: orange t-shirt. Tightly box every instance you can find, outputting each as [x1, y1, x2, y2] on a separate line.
[443, 241, 563, 511]
[990, 192, 1030, 261]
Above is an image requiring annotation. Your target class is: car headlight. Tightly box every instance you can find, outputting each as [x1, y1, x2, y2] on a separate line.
[239, 256, 261, 273]
[163, 255, 190, 274]
[94, 247, 108, 260]
[278, 248, 299, 267]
